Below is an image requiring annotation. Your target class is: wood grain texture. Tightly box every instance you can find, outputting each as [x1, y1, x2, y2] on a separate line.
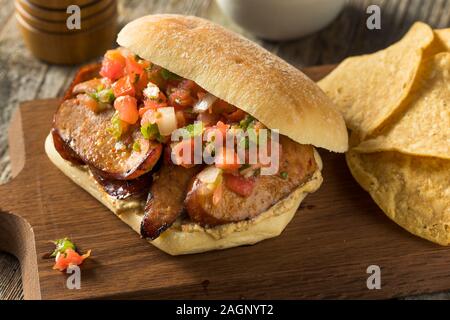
[0, 0, 449, 300]
[0, 253, 23, 300]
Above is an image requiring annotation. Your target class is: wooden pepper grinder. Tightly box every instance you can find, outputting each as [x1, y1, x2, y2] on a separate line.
[15, 0, 118, 65]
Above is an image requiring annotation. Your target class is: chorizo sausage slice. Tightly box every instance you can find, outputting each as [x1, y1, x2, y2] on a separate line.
[90, 166, 153, 200]
[185, 136, 318, 226]
[140, 162, 202, 240]
[53, 98, 162, 180]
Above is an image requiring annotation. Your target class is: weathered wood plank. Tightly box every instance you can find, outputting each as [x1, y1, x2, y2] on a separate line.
[0, 18, 48, 182]
[0, 0, 449, 300]
[0, 253, 23, 300]
[0, 0, 14, 34]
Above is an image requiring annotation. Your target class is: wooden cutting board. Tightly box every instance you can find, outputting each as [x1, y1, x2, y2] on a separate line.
[1, 65, 449, 300]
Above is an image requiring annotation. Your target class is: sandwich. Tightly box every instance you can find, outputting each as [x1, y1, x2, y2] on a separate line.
[45, 14, 348, 255]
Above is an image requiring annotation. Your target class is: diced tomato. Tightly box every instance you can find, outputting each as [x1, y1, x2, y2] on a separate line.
[146, 92, 167, 105]
[139, 103, 163, 117]
[215, 148, 241, 172]
[77, 93, 99, 113]
[139, 93, 168, 116]
[225, 109, 246, 122]
[223, 173, 256, 197]
[125, 56, 144, 76]
[99, 49, 126, 81]
[169, 88, 194, 109]
[114, 95, 139, 124]
[53, 248, 91, 272]
[112, 75, 136, 98]
[139, 105, 154, 117]
[134, 72, 149, 97]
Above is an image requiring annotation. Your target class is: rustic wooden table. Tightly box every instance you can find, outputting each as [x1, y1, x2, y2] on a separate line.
[0, 0, 449, 300]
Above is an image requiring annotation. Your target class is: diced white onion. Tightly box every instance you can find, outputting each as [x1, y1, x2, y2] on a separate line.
[198, 166, 222, 184]
[156, 107, 178, 136]
[193, 93, 217, 113]
[143, 82, 160, 99]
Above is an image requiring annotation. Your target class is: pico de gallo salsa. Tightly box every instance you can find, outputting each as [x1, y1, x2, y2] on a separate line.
[70, 47, 279, 198]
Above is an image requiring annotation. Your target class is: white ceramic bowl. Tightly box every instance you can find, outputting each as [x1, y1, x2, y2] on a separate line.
[216, 0, 346, 41]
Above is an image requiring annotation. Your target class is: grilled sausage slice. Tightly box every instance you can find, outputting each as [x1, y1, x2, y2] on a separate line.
[53, 98, 162, 180]
[140, 162, 202, 240]
[185, 136, 317, 226]
[90, 166, 153, 200]
[51, 128, 84, 165]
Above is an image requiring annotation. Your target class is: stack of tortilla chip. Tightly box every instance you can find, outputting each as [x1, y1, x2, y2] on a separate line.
[319, 22, 450, 245]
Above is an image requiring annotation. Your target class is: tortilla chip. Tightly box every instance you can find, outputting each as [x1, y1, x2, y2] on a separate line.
[346, 150, 450, 245]
[353, 53, 450, 159]
[318, 22, 434, 139]
[422, 29, 450, 57]
[435, 28, 450, 51]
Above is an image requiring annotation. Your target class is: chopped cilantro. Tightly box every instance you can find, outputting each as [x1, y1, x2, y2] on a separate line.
[184, 122, 204, 137]
[280, 171, 288, 179]
[88, 92, 99, 101]
[239, 115, 255, 131]
[107, 112, 125, 140]
[90, 88, 115, 104]
[132, 141, 141, 152]
[141, 123, 160, 140]
[98, 88, 115, 103]
[51, 238, 76, 257]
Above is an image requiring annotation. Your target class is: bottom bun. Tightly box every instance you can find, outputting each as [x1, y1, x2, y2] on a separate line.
[45, 133, 323, 255]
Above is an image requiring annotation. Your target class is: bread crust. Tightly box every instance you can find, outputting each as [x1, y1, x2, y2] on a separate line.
[117, 14, 348, 153]
[45, 134, 323, 255]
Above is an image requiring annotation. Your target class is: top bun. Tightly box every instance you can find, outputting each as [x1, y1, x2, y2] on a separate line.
[117, 14, 348, 152]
